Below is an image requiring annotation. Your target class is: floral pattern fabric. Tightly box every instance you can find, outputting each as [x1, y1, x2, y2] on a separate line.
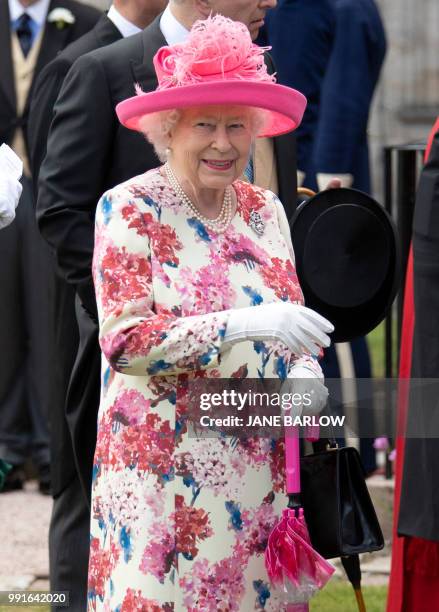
[89, 168, 322, 611]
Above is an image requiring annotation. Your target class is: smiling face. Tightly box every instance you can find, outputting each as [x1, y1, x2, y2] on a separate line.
[168, 106, 254, 193]
[208, 0, 277, 40]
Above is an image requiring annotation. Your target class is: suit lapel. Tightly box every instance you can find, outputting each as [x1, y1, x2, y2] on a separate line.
[274, 132, 297, 222]
[33, 0, 71, 85]
[131, 16, 166, 90]
[0, 0, 16, 112]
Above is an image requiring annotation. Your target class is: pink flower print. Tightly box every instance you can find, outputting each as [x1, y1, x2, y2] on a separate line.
[139, 520, 175, 583]
[176, 262, 236, 314]
[233, 503, 278, 558]
[269, 439, 286, 493]
[88, 537, 120, 609]
[234, 181, 266, 225]
[180, 439, 246, 497]
[221, 233, 269, 271]
[121, 414, 174, 483]
[260, 257, 303, 303]
[97, 244, 152, 318]
[237, 438, 273, 467]
[100, 312, 174, 369]
[180, 555, 246, 611]
[120, 588, 174, 612]
[143, 487, 166, 519]
[121, 203, 182, 267]
[110, 389, 151, 426]
[174, 494, 213, 560]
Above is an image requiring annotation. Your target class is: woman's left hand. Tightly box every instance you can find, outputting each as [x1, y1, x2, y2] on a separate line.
[281, 365, 328, 418]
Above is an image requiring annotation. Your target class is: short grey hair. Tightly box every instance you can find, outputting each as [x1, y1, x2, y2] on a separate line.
[138, 107, 269, 162]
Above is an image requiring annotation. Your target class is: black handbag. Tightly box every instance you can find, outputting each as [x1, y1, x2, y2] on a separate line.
[300, 440, 384, 560]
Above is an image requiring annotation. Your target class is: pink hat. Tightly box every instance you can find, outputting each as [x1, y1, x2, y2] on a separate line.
[116, 15, 307, 138]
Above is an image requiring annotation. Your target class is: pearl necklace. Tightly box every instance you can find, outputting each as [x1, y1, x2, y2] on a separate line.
[165, 163, 233, 233]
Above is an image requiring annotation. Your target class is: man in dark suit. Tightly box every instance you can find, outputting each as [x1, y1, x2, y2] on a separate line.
[27, 1, 166, 608]
[0, 0, 100, 495]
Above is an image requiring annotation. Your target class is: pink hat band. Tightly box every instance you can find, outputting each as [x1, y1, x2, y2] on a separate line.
[116, 15, 307, 138]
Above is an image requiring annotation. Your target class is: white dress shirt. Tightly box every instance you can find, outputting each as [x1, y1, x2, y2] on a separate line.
[107, 4, 141, 38]
[159, 4, 189, 45]
[9, 0, 50, 37]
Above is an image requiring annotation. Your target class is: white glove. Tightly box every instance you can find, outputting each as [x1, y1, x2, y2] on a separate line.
[282, 365, 329, 417]
[224, 303, 333, 356]
[0, 144, 23, 230]
[0, 175, 22, 229]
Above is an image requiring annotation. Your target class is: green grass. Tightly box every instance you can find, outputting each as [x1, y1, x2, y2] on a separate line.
[311, 581, 388, 612]
[367, 317, 399, 379]
[0, 608, 49, 612]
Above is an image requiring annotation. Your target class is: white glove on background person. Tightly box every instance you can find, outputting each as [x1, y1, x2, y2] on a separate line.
[223, 302, 334, 356]
[282, 364, 329, 417]
[0, 144, 23, 230]
[0, 175, 22, 229]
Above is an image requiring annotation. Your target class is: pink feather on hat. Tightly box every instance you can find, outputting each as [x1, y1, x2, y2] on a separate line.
[117, 14, 307, 138]
[149, 15, 276, 90]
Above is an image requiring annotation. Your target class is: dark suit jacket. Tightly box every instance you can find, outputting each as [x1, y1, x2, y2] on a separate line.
[29, 14, 121, 188]
[27, 15, 121, 499]
[0, 0, 101, 165]
[37, 15, 298, 503]
[313, 0, 386, 193]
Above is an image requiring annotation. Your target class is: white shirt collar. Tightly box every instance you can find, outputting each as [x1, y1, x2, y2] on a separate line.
[159, 4, 189, 46]
[107, 4, 142, 38]
[9, 0, 50, 26]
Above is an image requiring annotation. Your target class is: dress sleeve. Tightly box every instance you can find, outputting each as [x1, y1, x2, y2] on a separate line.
[93, 186, 231, 377]
[272, 192, 325, 379]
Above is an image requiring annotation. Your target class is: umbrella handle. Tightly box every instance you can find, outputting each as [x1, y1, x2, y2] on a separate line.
[354, 588, 366, 612]
[285, 425, 301, 494]
[297, 187, 317, 199]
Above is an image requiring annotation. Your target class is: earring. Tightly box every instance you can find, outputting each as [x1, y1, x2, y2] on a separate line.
[165, 147, 171, 157]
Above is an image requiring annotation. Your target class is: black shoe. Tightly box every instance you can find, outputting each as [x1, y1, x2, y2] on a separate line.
[38, 463, 52, 496]
[0, 464, 25, 492]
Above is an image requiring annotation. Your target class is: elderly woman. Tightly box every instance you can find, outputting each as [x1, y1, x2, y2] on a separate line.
[89, 16, 333, 611]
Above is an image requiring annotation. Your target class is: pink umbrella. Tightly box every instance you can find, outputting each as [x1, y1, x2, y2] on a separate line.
[265, 426, 335, 610]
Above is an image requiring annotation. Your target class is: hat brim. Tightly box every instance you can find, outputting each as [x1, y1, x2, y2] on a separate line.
[290, 188, 401, 343]
[116, 81, 307, 138]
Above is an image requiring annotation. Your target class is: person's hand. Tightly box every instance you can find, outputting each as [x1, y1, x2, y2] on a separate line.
[325, 178, 342, 190]
[224, 303, 334, 356]
[0, 175, 22, 229]
[281, 365, 328, 417]
[317, 173, 353, 191]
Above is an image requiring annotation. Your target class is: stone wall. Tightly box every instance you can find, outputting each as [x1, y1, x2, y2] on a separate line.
[369, 0, 439, 196]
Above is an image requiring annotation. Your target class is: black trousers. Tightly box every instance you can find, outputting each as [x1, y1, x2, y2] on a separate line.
[49, 473, 90, 612]
[0, 176, 50, 466]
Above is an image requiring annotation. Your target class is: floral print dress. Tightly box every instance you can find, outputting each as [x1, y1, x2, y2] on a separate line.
[89, 167, 322, 611]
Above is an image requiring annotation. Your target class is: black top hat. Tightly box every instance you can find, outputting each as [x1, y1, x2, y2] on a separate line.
[290, 188, 401, 343]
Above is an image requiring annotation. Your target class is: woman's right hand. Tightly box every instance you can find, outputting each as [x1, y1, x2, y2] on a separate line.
[224, 303, 334, 356]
